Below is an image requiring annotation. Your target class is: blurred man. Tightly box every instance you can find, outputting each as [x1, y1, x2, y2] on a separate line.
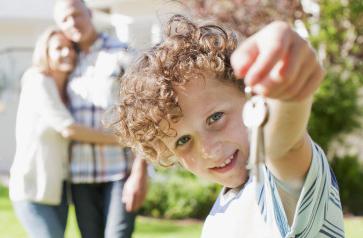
[54, 1, 148, 237]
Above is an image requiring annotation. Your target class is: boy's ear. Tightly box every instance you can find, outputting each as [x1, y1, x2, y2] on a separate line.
[151, 139, 175, 167]
[160, 154, 178, 167]
[175, 160, 183, 169]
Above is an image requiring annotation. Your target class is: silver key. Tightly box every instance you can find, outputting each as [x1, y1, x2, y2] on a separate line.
[242, 87, 269, 183]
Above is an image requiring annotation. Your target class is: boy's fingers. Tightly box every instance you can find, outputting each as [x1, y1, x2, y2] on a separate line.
[244, 41, 288, 86]
[231, 37, 258, 79]
[294, 66, 324, 101]
[280, 69, 310, 100]
[253, 79, 286, 99]
[251, 61, 287, 98]
[282, 63, 318, 101]
[280, 38, 308, 84]
[274, 55, 310, 100]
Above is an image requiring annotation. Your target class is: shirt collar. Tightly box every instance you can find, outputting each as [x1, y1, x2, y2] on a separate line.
[220, 176, 252, 204]
[84, 33, 106, 54]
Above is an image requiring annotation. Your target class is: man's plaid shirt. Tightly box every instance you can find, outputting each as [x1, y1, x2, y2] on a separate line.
[67, 33, 133, 183]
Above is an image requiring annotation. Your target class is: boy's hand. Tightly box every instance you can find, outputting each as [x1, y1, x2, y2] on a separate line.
[231, 21, 325, 101]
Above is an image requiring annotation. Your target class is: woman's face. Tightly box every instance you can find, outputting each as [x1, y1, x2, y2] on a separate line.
[47, 33, 77, 73]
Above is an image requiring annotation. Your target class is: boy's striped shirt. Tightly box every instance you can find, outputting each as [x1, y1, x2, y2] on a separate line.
[201, 140, 344, 238]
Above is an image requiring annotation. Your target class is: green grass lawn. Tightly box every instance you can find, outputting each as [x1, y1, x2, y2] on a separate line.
[0, 186, 202, 238]
[1, 186, 362, 238]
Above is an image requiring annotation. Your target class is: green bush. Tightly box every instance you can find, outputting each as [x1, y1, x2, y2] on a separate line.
[141, 167, 220, 219]
[308, 72, 362, 151]
[331, 154, 363, 215]
[307, 0, 363, 151]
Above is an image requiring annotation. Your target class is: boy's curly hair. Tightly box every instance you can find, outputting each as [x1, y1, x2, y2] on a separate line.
[109, 15, 240, 166]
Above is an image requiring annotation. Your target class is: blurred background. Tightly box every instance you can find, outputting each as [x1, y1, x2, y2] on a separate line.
[0, 0, 362, 237]
[0, 0, 177, 177]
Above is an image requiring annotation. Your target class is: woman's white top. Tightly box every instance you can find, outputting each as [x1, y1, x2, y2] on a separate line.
[9, 68, 74, 205]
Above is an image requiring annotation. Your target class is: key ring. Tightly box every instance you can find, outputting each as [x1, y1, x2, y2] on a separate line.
[244, 85, 253, 101]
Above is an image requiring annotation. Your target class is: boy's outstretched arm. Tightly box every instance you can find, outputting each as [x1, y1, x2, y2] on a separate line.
[231, 21, 324, 183]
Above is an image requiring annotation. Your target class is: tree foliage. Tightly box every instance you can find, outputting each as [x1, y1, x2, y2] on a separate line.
[307, 0, 363, 151]
[331, 154, 363, 215]
[181, 0, 304, 39]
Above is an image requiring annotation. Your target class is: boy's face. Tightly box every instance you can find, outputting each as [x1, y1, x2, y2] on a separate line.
[161, 77, 249, 188]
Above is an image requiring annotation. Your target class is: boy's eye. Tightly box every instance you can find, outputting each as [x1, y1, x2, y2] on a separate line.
[175, 135, 191, 147]
[206, 112, 224, 125]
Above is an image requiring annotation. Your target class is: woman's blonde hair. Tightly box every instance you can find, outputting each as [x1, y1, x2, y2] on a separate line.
[32, 27, 69, 73]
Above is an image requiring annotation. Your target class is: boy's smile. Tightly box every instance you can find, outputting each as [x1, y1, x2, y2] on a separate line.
[161, 77, 250, 188]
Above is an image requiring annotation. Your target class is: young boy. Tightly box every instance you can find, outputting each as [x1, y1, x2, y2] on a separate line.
[112, 15, 344, 237]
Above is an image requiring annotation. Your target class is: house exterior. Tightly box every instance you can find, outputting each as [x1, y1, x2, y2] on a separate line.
[0, 0, 183, 178]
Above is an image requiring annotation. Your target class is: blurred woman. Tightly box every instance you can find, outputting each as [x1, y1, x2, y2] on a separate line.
[9, 28, 118, 238]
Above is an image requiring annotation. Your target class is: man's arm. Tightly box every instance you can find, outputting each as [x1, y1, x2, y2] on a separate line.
[122, 152, 148, 212]
[231, 21, 324, 183]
